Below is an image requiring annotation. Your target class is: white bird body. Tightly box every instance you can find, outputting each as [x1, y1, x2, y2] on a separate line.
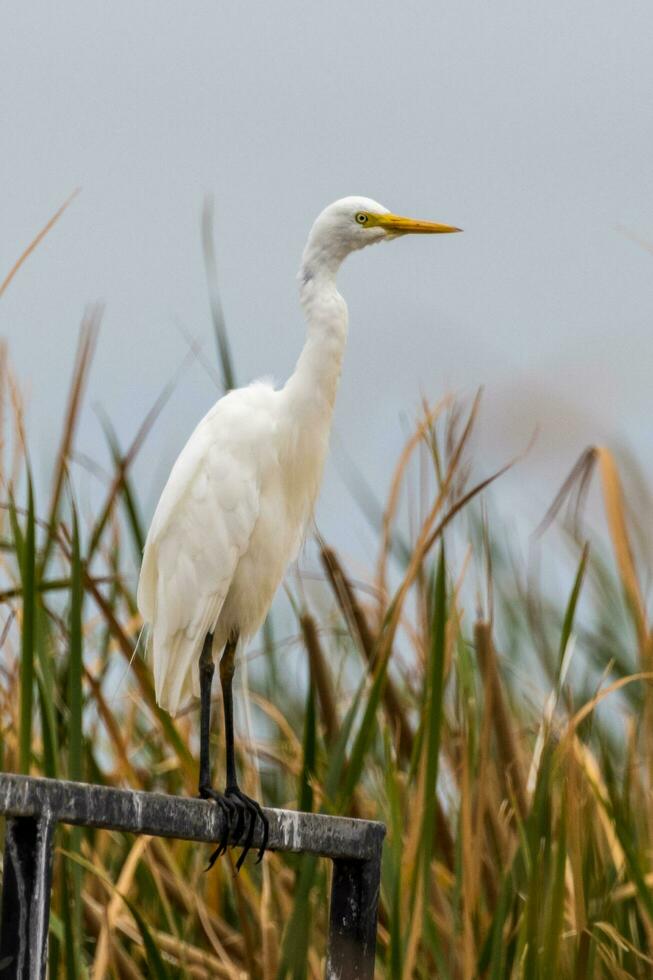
[138, 196, 459, 717]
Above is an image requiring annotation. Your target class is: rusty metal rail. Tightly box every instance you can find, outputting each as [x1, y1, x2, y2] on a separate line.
[0, 773, 384, 979]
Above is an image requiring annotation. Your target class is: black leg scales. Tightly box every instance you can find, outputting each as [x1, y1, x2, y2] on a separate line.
[198, 632, 269, 872]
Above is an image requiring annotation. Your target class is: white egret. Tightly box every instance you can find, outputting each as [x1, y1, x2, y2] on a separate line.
[137, 196, 461, 868]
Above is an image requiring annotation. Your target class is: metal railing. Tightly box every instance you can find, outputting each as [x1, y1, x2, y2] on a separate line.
[0, 773, 385, 979]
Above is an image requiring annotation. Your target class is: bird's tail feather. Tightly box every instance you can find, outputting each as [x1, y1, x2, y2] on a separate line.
[153, 619, 210, 717]
[151, 568, 223, 715]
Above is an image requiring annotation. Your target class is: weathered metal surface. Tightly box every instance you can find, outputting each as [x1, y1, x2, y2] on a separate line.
[326, 857, 382, 980]
[0, 814, 55, 980]
[0, 772, 385, 979]
[0, 773, 384, 859]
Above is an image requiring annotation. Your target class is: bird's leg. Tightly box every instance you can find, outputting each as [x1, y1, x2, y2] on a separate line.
[198, 632, 214, 793]
[220, 633, 269, 870]
[198, 633, 237, 867]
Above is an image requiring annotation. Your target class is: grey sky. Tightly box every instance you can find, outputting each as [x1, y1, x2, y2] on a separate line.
[2, 0, 652, 573]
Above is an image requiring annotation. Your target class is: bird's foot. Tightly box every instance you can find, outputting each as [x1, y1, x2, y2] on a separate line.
[225, 785, 269, 871]
[199, 785, 239, 868]
[200, 784, 269, 872]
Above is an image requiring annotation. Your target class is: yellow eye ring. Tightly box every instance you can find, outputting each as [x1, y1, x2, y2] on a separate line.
[355, 212, 368, 225]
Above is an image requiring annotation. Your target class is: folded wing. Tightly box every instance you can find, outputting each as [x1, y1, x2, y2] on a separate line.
[137, 392, 266, 716]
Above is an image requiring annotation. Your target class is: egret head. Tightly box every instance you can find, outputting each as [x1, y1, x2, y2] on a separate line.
[304, 196, 461, 272]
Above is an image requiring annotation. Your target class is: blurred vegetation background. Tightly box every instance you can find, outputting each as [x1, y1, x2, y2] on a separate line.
[1, 207, 653, 979]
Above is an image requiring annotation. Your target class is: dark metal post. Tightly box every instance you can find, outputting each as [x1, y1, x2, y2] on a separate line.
[326, 855, 382, 980]
[0, 814, 56, 980]
[0, 774, 385, 978]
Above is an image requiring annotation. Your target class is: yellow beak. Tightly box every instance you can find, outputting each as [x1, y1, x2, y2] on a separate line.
[376, 213, 462, 235]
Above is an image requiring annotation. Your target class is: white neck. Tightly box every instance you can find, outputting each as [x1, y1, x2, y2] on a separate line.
[278, 237, 349, 510]
[283, 236, 349, 419]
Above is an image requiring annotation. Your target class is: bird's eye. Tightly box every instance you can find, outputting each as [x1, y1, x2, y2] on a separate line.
[355, 212, 368, 225]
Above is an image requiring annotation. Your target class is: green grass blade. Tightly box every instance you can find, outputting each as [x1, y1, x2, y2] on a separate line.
[60, 862, 81, 980]
[36, 674, 57, 777]
[277, 854, 319, 980]
[557, 542, 589, 679]
[298, 676, 316, 813]
[66, 506, 85, 969]
[338, 652, 390, 804]
[98, 415, 146, 558]
[543, 799, 568, 973]
[420, 545, 447, 903]
[123, 894, 171, 980]
[323, 672, 366, 804]
[18, 471, 36, 774]
[383, 733, 404, 979]
[35, 606, 58, 778]
[40, 313, 100, 575]
[68, 504, 84, 782]
[484, 873, 512, 979]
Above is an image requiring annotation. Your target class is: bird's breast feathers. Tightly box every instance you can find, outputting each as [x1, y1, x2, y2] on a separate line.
[138, 379, 325, 642]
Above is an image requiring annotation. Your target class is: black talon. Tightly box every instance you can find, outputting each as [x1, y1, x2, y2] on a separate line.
[231, 796, 246, 843]
[227, 788, 256, 870]
[200, 784, 235, 870]
[246, 795, 269, 861]
[224, 786, 269, 870]
[206, 845, 221, 871]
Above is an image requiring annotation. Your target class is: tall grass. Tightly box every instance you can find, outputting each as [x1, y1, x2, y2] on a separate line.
[1, 219, 653, 977]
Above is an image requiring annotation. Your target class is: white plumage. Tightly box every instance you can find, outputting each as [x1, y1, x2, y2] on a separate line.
[138, 196, 460, 717]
